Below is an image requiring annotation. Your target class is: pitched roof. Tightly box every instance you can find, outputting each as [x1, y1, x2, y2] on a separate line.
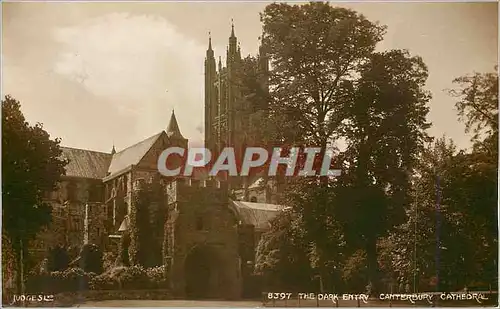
[61, 147, 112, 179]
[231, 200, 285, 230]
[166, 110, 184, 139]
[107, 132, 163, 177]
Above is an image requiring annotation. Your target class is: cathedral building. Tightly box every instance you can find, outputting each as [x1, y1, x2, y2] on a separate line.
[33, 24, 284, 300]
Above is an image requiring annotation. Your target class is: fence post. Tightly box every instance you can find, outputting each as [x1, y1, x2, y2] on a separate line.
[298, 293, 300, 307]
[357, 297, 360, 307]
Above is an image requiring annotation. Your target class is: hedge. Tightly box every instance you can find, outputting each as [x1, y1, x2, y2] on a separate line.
[89, 265, 168, 290]
[26, 265, 168, 294]
[26, 268, 96, 294]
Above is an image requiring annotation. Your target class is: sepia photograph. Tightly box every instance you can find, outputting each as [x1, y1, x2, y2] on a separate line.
[1, 1, 498, 307]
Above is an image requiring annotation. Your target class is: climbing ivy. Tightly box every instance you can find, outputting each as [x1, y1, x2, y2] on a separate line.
[129, 176, 168, 268]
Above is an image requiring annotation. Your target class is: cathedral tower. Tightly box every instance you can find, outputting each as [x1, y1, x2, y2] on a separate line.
[204, 22, 269, 191]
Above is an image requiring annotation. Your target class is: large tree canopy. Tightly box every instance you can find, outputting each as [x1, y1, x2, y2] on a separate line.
[449, 68, 498, 144]
[2, 95, 68, 292]
[261, 2, 386, 147]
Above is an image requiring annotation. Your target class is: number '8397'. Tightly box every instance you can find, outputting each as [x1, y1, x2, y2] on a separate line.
[268, 292, 292, 300]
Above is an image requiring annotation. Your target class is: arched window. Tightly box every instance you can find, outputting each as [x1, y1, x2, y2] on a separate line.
[250, 196, 257, 203]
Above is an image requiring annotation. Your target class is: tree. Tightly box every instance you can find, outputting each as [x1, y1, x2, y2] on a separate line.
[2, 95, 68, 293]
[381, 135, 497, 293]
[256, 3, 387, 289]
[379, 69, 498, 293]
[341, 249, 368, 292]
[255, 209, 314, 291]
[448, 67, 498, 145]
[260, 2, 386, 149]
[379, 138, 459, 292]
[252, 3, 431, 294]
[281, 178, 347, 291]
[447, 68, 498, 289]
[334, 50, 431, 292]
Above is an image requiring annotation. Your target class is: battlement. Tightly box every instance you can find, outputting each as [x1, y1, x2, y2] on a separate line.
[182, 177, 228, 190]
[166, 177, 229, 204]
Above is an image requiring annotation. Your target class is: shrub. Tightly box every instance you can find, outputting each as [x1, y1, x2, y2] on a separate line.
[89, 273, 119, 290]
[89, 265, 168, 290]
[146, 265, 168, 288]
[79, 244, 103, 274]
[102, 252, 117, 271]
[26, 268, 96, 294]
[118, 266, 150, 289]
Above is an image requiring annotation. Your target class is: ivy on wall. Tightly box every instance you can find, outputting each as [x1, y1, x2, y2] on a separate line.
[116, 232, 130, 267]
[129, 175, 168, 268]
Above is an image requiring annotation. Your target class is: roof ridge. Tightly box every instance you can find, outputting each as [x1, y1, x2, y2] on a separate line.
[61, 146, 111, 155]
[113, 132, 163, 155]
[134, 131, 166, 167]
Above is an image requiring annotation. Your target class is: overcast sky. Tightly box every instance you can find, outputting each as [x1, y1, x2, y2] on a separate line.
[2, 2, 498, 153]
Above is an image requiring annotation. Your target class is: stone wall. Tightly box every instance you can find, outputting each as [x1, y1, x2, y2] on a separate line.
[84, 202, 108, 247]
[31, 177, 104, 261]
[168, 179, 242, 300]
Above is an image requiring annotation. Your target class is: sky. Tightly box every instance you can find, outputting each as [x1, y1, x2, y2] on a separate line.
[2, 2, 498, 153]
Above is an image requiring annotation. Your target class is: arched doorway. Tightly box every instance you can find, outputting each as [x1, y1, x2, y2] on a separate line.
[184, 245, 223, 299]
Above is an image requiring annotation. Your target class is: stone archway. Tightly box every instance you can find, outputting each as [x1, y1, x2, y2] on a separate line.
[184, 244, 226, 299]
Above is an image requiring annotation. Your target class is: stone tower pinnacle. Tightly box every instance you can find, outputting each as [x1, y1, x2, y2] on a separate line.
[166, 110, 184, 139]
[205, 30, 217, 149]
[228, 19, 237, 57]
